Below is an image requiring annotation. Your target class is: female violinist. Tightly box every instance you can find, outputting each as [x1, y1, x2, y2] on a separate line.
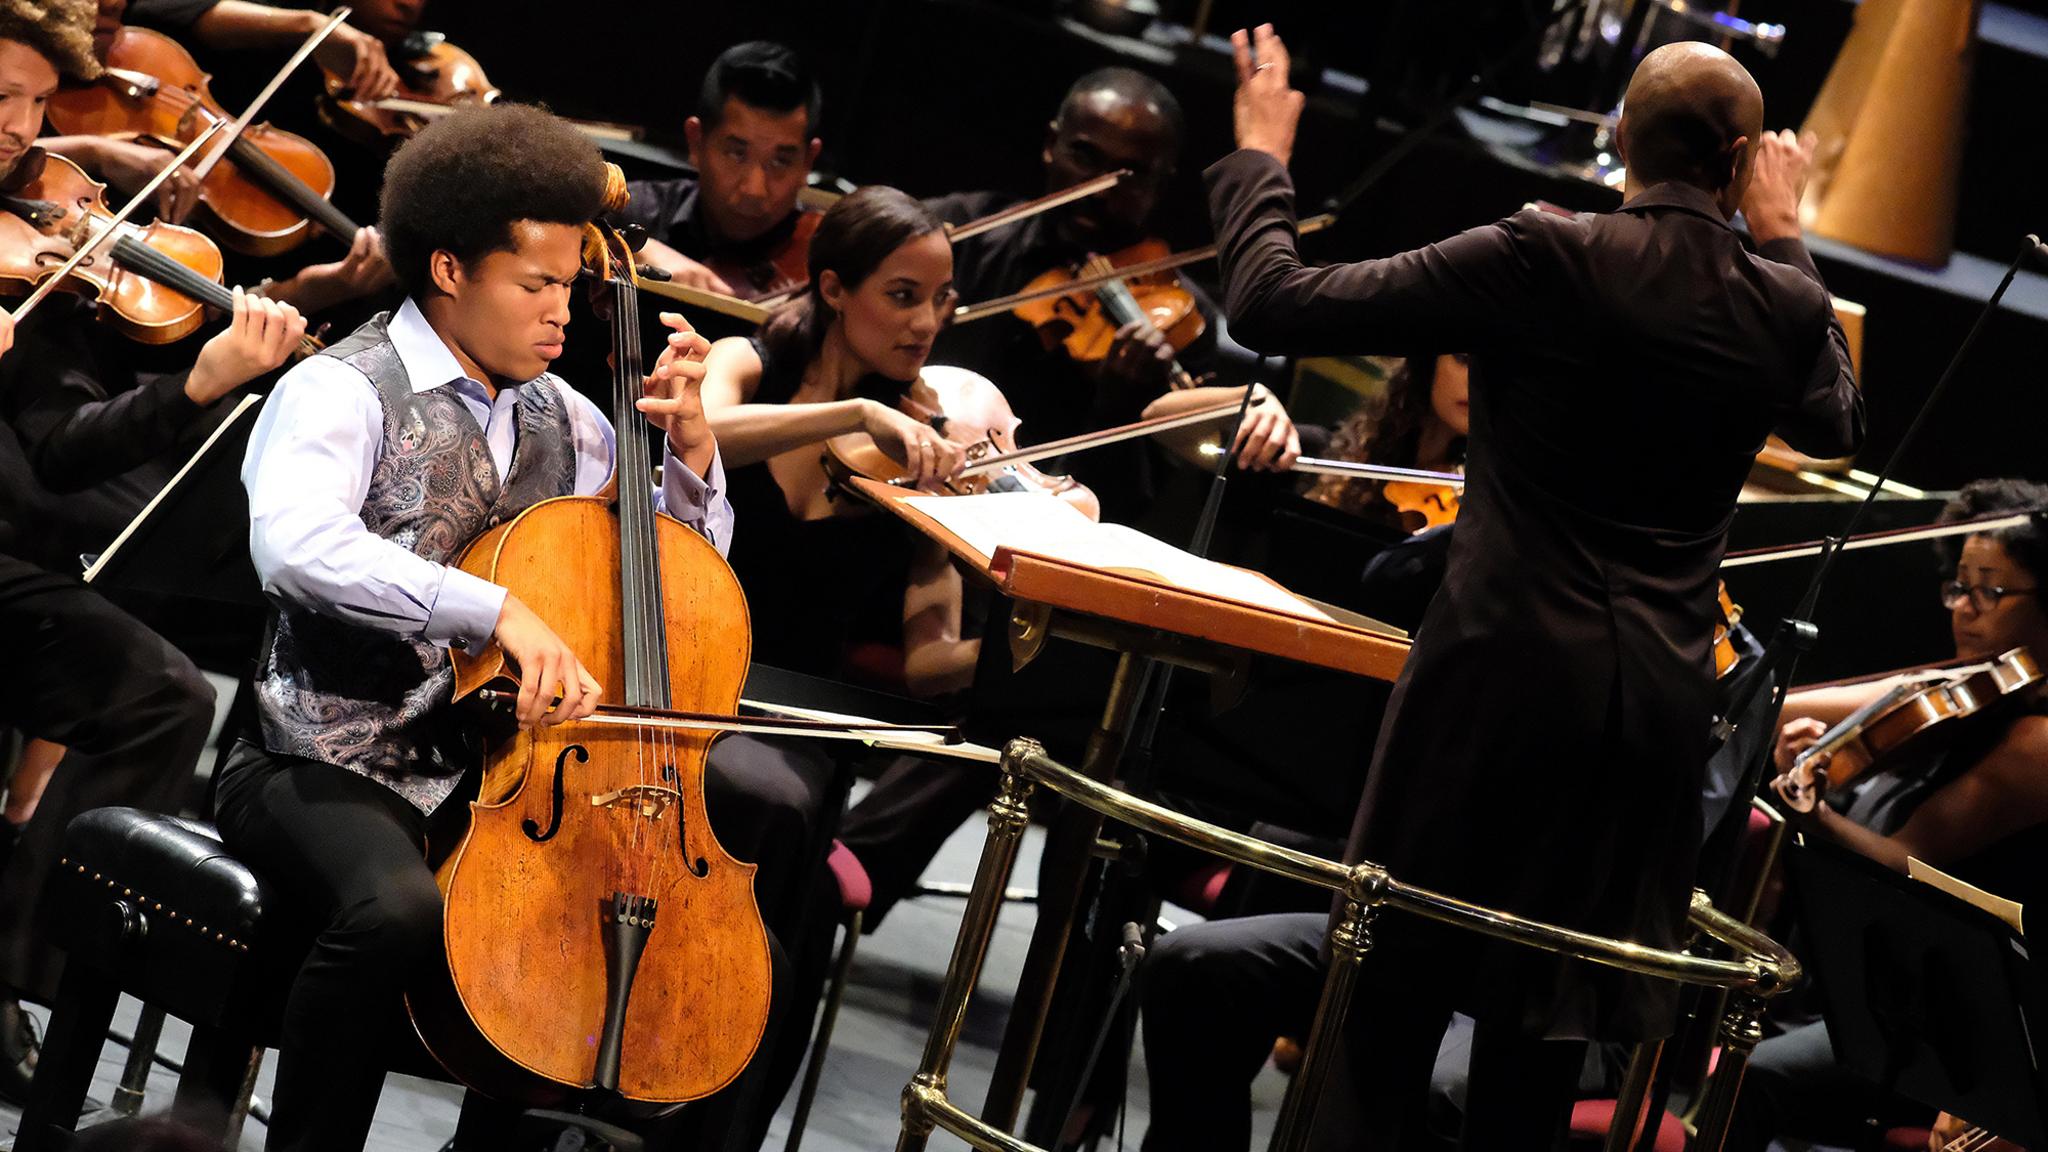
[699, 184, 992, 698]
[1733, 479, 2048, 1152]
[1303, 351, 1468, 531]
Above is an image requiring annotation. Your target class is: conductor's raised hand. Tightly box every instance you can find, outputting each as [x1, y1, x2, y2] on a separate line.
[1741, 128, 1816, 245]
[641, 311, 716, 469]
[1231, 24, 1305, 167]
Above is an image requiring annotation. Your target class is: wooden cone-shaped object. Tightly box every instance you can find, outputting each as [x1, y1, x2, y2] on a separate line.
[1799, 0, 1978, 266]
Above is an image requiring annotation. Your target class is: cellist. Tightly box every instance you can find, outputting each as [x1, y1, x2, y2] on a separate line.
[225, 103, 729, 1152]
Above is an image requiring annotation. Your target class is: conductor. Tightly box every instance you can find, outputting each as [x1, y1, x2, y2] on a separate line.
[1144, 30, 1866, 1151]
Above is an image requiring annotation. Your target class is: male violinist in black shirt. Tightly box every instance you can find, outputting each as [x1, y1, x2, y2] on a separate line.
[927, 66, 1300, 522]
[616, 39, 823, 300]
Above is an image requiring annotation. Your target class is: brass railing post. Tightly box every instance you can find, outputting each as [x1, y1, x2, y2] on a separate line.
[896, 743, 1040, 1152]
[1269, 870, 1384, 1152]
[1687, 988, 1769, 1152]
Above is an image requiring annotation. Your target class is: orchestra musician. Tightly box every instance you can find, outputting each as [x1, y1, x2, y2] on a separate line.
[0, 0, 314, 1099]
[614, 39, 823, 301]
[222, 103, 729, 1151]
[1303, 351, 1468, 530]
[1730, 478, 2048, 1152]
[926, 65, 1301, 524]
[1141, 30, 1862, 1152]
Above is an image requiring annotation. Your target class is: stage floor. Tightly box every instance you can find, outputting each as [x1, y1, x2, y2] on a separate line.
[0, 784, 1291, 1151]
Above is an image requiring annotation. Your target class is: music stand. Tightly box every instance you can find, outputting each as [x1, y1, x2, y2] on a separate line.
[1787, 840, 2048, 1147]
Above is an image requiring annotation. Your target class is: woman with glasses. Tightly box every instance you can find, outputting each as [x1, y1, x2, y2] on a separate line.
[1728, 477, 2048, 1152]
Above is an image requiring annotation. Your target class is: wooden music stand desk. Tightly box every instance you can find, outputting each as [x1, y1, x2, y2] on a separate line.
[848, 477, 1409, 1130]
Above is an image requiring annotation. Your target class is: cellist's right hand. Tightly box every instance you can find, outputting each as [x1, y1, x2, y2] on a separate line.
[494, 594, 603, 729]
[861, 399, 965, 488]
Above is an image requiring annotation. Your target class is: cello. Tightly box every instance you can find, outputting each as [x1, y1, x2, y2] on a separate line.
[405, 204, 770, 1103]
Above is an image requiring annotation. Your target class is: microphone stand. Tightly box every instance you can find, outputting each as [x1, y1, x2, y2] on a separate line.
[1626, 233, 2044, 1152]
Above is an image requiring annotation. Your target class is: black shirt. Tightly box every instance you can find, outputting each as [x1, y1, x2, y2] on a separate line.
[0, 296, 208, 564]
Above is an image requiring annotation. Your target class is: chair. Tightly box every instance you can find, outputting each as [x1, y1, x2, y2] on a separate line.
[781, 840, 873, 1152]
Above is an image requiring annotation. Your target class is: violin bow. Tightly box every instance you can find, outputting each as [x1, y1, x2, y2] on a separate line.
[747, 170, 1136, 312]
[9, 119, 228, 323]
[188, 7, 353, 184]
[949, 212, 1337, 325]
[955, 399, 1248, 477]
[1720, 508, 2042, 570]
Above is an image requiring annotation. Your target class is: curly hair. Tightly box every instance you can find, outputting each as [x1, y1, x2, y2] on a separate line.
[378, 103, 607, 300]
[0, 0, 99, 82]
[1933, 478, 2048, 585]
[1304, 354, 1467, 516]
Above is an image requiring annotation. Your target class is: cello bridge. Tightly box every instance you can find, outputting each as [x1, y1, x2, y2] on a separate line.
[590, 784, 681, 819]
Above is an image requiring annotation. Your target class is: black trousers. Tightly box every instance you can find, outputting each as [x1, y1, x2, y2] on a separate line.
[1723, 1020, 1930, 1152]
[0, 554, 214, 1000]
[1140, 912, 1587, 1152]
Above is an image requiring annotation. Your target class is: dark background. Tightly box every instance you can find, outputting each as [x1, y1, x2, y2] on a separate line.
[423, 0, 2048, 681]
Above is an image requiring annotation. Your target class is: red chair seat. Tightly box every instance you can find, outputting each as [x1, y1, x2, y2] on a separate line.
[827, 840, 872, 913]
[1570, 1098, 1687, 1152]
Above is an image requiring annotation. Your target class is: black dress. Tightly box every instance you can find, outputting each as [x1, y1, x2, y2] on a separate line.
[1206, 150, 1865, 1041]
[721, 336, 911, 682]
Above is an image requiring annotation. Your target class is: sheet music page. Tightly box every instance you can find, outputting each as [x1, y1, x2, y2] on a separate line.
[902, 492, 1335, 624]
[1909, 856, 2024, 936]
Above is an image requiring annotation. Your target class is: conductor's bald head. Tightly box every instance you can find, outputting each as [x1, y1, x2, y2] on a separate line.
[1617, 42, 1764, 214]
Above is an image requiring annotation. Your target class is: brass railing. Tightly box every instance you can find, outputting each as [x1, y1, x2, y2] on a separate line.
[896, 738, 1801, 1152]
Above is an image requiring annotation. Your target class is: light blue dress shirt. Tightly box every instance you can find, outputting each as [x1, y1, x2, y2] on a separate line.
[241, 298, 734, 652]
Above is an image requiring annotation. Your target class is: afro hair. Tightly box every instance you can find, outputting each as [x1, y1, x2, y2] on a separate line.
[378, 102, 608, 300]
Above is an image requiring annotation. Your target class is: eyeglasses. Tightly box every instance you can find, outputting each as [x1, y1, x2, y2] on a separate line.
[1940, 581, 2039, 612]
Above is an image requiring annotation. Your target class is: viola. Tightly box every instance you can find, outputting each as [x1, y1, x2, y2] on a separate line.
[404, 204, 772, 1105]
[701, 210, 822, 303]
[317, 32, 645, 149]
[1773, 646, 2044, 812]
[823, 365, 1103, 521]
[50, 25, 361, 257]
[0, 148, 221, 343]
[1011, 238, 1206, 390]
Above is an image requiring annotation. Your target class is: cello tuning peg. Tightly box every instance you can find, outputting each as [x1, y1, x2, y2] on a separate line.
[619, 223, 649, 254]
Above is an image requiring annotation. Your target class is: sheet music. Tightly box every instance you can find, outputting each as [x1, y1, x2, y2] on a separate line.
[83, 392, 263, 584]
[1909, 856, 2024, 937]
[902, 492, 1337, 624]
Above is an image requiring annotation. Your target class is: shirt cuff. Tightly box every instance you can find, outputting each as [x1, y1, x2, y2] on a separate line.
[661, 441, 725, 517]
[423, 565, 508, 651]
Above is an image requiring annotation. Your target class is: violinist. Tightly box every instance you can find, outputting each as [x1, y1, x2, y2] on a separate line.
[1731, 478, 2048, 1152]
[1303, 351, 1468, 530]
[929, 66, 1301, 522]
[0, 0, 262, 1103]
[614, 40, 822, 300]
[222, 103, 728, 1152]
[120, 0, 398, 102]
[1142, 32, 1861, 1152]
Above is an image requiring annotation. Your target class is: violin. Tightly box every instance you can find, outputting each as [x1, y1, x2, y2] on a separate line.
[50, 26, 361, 256]
[1012, 238, 1206, 390]
[703, 210, 822, 303]
[824, 365, 1103, 521]
[1381, 479, 1460, 533]
[406, 208, 771, 1104]
[1711, 581, 1744, 679]
[0, 148, 221, 343]
[1774, 646, 2044, 812]
[317, 31, 645, 149]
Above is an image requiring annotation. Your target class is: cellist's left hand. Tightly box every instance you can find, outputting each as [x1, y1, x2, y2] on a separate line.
[641, 311, 717, 475]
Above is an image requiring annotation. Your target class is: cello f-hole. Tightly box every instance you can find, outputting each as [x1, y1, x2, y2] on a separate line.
[522, 743, 583, 843]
